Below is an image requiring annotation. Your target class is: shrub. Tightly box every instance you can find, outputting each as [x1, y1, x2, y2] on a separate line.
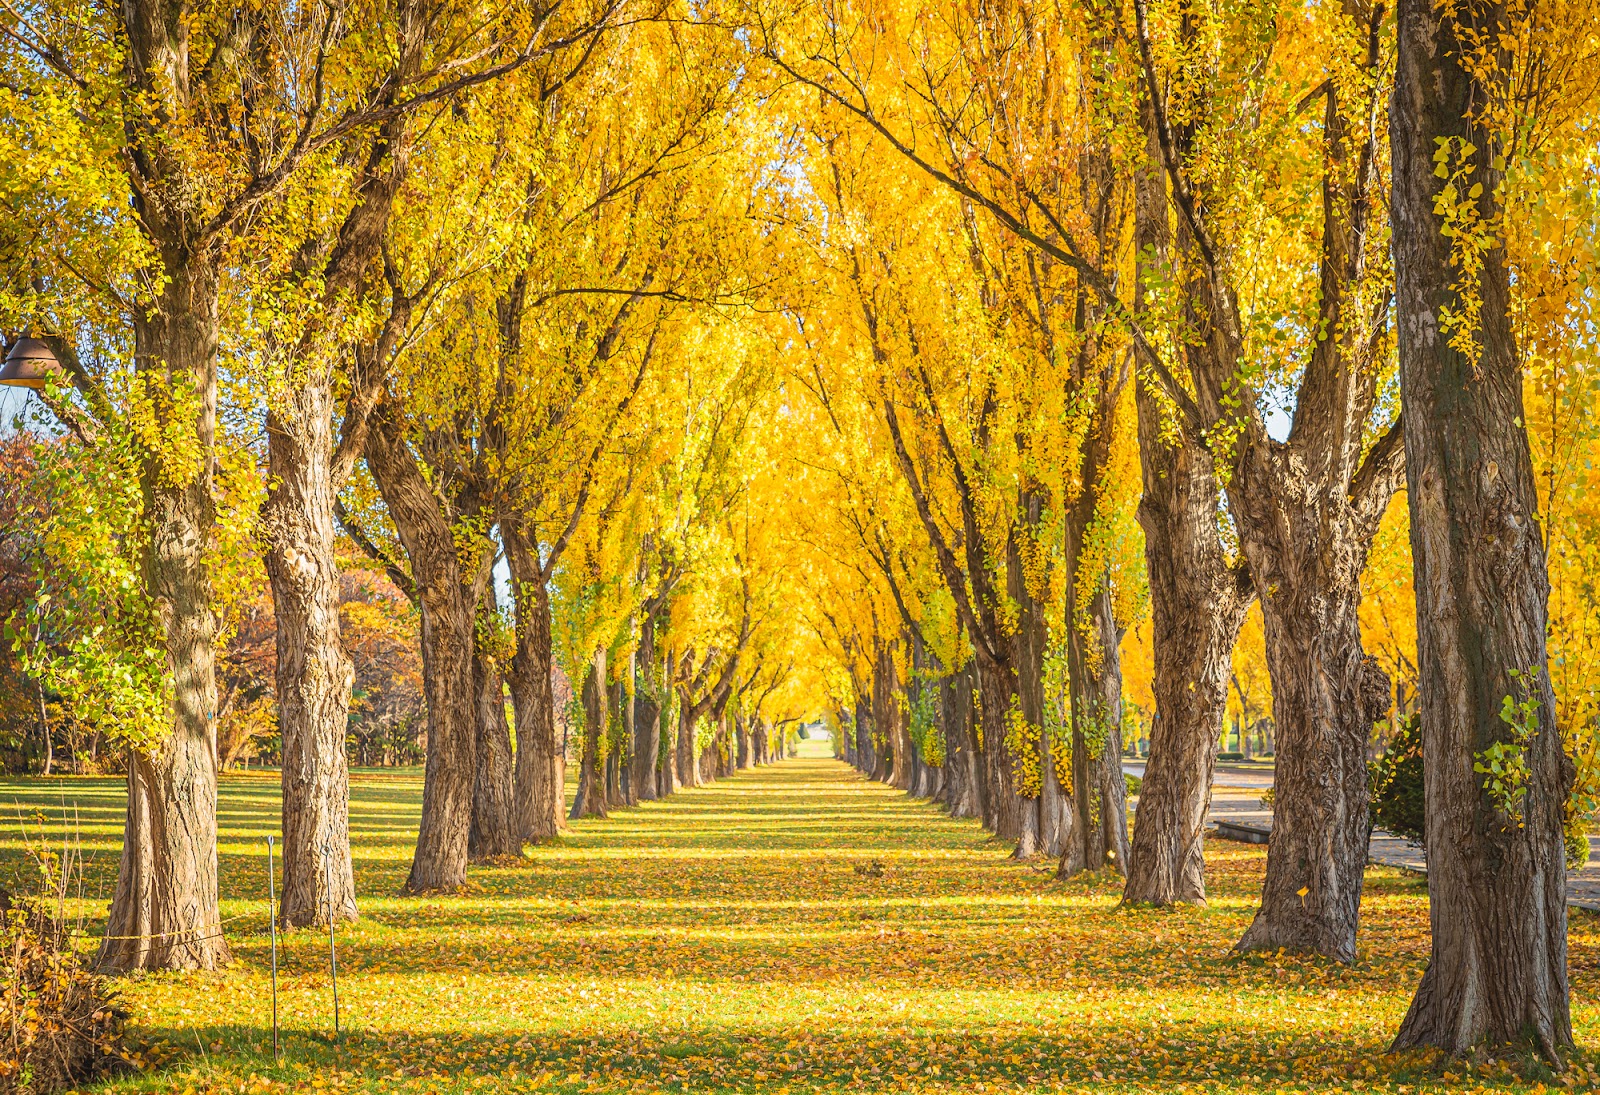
[1, 890, 129, 1095]
[1124, 773, 1142, 797]
[1369, 714, 1426, 844]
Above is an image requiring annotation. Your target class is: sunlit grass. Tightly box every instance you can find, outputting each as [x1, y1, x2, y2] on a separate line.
[1, 744, 1597, 1093]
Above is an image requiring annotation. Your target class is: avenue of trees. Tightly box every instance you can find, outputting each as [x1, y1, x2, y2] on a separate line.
[2, 0, 1599, 1062]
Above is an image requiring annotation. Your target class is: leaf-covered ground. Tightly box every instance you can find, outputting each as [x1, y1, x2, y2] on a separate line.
[2, 744, 1598, 1094]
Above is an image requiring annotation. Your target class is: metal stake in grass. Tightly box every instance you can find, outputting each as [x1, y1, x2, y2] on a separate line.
[266, 835, 281, 1063]
[324, 841, 340, 1038]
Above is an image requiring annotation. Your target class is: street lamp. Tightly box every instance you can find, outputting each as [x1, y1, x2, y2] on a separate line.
[0, 337, 62, 388]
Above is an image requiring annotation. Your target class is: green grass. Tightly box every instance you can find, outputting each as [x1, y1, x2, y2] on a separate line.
[2, 742, 1598, 1093]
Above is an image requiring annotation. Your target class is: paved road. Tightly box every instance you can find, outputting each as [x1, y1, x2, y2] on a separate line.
[1185, 777, 1600, 913]
[1123, 760, 1275, 789]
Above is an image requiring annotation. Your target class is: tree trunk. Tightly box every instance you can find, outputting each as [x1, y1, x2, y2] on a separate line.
[264, 385, 360, 927]
[940, 669, 979, 819]
[101, 259, 230, 972]
[676, 691, 700, 789]
[468, 626, 519, 860]
[1121, 125, 1252, 908]
[854, 697, 875, 776]
[632, 617, 662, 800]
[1092, 587, 1131, 871]
[976, 653, 1029, 843]
[505, 524, 563, 843]
[607, 670, 628, 807]
[1008, 510, 1051, 859]
[36, 680, 51, 777]
[366, 408, 477, 893]
[571, 649, 609, 820]
[876, 644, 910, 790]
[1232, 567, 1390, 959]
[99, 738, 230, 971]
[1121, 402, 1248, 903]
[1389, 0, 1572, 1052]
[1065, 583, 1129, 875]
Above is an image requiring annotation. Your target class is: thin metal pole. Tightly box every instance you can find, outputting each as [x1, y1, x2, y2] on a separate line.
[266, 836, 280, 1063]
[325, 843, 340, 1037]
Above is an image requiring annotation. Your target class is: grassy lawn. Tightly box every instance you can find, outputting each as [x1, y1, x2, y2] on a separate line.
[2, 742, 1598, 1094]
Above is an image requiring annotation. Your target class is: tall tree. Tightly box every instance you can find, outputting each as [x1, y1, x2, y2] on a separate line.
[1132, 0, 1405, 957]
[1388, 0, 1583, 1054]
[0, 0, 557, 966]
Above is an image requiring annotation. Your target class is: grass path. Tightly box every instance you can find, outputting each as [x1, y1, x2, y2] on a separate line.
[3, 746, 1600, 1092]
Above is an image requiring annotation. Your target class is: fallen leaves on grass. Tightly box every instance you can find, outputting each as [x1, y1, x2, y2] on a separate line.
[2, 759, 1598, 1094]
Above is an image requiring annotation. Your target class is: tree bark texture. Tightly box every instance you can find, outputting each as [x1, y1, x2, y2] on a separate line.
[260, 103, 413, 930]
[676, 700, 700, 789]
[632, 614, 662, 800]
[874, 643, 910, 790]
[607, 671, 629, 807]
[505, 523, 564, 843]
[1389, 0, 1572, 1052]
[1007, 511, 1053, 860]
[1062, 582, 1129, 877]
[365, 407, 478, 893]
[571, 649, 609, 820]
[941, 666, 983, 819]
[1133, 0, 1404, 958]
[468, 589, 519, 859]
[101, 258, 230, 972]
[265, 385, 359, 926]
[1121, 380, 1250, 903]
[1121, 130, 1254, 907]
[854, 698, 876, 777]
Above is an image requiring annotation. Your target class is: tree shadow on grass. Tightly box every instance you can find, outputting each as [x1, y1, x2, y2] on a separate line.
[120, 1016, 1560, 1095]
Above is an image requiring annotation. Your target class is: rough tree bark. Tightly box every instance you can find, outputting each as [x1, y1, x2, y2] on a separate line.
[632, 605, 663, 799]
[571, 649, 610, 820]
[941, 665, 983, 819]
[504, 522, 564, 843]
[1133, 1, 1405, 955]
[468, 586, 519, 860]
[100, 259, 230, 973]
[1121, 123, 1254, 906]
[607, 668, 629, 807]
[1062, 581, 1129, 876]
[1054, 87, 1130, 876]
[853, 697, 875, 776]
[1389, 0, 1572, 1053]
[1007, 510, 1052, 860]
[262, 102, 415, 930]
[1224, 56, 1403, 961]
[266, 384, 360, 926]
[1120, 386, 1249, 903]
[658, 650, 679, 796]
[365, 407, 479, 893]
[736, 714, 752, 769]
[873, 643, 906, 788]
